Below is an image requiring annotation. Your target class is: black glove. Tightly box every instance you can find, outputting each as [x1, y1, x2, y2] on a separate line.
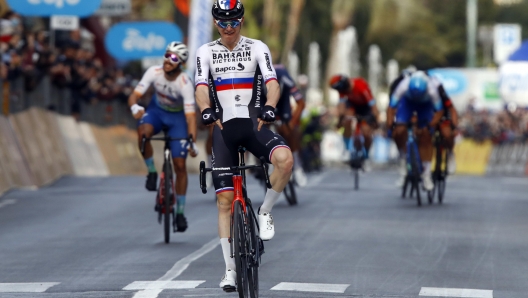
[259, 105, 276, 123]
[201, 108, 218, 125]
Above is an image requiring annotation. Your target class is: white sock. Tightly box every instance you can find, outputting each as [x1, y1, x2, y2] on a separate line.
[293, 151, 302, 170]
[260, 188, 281, 214]
[423, 161, 432, 174]
[220, 238, 235, 271]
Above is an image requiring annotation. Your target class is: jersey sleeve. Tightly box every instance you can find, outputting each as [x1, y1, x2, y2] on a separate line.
[133, 66, 157, 96]
[180, 73, 196, 114]
[281, 70, 303, 101]
[390, 77, 409, 108]
[427, 80, 443, 112]
[255, 41, 277, 83]
[194, 45, 210, 88]
[356, 78, 375, 106]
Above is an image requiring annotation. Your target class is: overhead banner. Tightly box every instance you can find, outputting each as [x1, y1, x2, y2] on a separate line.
[7, 0, 102, 17]
[429, 68, 501, 112]
[494, 24, 522, 64]
[50, 15, 80, 31]
[105, 22, 183, 60]
[187, 0, 214, 78]
[95, 0, 131, 16]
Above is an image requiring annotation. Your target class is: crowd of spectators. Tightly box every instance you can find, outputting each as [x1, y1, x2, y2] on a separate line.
[459, 103, 528, 144]
[1, 12, 140, 121]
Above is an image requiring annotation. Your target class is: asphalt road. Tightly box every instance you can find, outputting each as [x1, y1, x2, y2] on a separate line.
[0, 168, 527, 298]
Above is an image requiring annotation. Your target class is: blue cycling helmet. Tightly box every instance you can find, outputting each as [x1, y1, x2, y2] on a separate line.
[408, 71, 428, 102]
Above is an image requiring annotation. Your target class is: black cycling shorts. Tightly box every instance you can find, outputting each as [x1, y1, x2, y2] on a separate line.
[212, 118, 290, 193]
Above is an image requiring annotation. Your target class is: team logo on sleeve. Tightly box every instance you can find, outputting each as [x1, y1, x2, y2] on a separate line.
[197, 57, 202, 76]
[264, 53, 272, 71]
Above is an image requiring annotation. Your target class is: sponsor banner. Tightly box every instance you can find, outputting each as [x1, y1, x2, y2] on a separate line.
[56, 115, 109, 176]
[0, 116, 34, 190]
[50, 15, 79, 30]
[499, 61, 528, 107]
[105, 22, 183, 60]
[454, 139, 493, 175]
[7, 0, 102, 17]
[187, 0, 214, 78]
[95, 0, 131, 16]
[429, 68, 501, 112]
[90, 124, 145, 175]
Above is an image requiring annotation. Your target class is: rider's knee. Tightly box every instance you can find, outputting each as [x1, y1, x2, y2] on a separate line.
[271, 148, 294, 173]
[216, 192, 233, 212]
[173, 159, 187, 173]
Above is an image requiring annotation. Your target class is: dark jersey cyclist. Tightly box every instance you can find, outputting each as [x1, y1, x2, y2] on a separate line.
[194, 0, 294, 291]
[329, 75, 379, 170]
[273, 64, 306, 186]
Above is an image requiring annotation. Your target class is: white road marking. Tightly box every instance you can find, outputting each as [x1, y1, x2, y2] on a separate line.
[419, 287, 493, 298]
[271, 282, 350, 293]
[0, 199, 16, 209]
[124, 281, 205, 290]
[0, 283, 59, 293]
[125, 238, 219, 298]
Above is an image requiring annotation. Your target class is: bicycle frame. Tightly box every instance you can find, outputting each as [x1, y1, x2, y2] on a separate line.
[406, 124, 423, 174]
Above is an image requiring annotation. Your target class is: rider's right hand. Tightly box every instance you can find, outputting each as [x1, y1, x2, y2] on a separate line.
[131, 104, 145, 119]
[201, 108, 223, 129]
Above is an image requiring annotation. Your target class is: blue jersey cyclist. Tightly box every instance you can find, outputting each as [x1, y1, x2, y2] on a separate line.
[128, 42, 198, 233]
[386, 71, 444, 191]
[194, 0, 294, 291]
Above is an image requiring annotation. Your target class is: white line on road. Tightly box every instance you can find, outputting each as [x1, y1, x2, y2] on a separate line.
[271, 282, 350, 294]
[307, 171, 329, 188]
[419, 287, 493, 298]
[0, 283, 60, 293]
[125, 238, 219, 298]
[0, 199, 16, 209]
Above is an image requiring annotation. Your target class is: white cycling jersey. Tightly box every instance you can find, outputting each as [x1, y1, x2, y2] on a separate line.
[195, 36, 278, 123]
[134, 66, 195, 114]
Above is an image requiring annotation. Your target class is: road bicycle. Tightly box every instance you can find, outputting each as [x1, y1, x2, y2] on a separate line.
[401, 121, 424, 206]
[141, 129, 192, 244]
[428, 126, 450, 204]
[345, 115, 370, 190]
[200, 147, 269, 298]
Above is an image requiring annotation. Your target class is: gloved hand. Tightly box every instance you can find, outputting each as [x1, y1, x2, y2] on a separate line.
[259, 105, 276, 123]
[201, 108, 218, 126]
[130, 104, 145, 119]
[188, 142, 199, 157]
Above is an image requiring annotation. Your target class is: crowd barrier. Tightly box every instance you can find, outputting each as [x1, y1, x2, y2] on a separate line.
[486, 140, 528, 176]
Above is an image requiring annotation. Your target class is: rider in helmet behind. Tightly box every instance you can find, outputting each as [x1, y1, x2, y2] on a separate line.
[128, 41, 198, 232]
[329, 74, 379, 171]
[386, 71, 444, 190]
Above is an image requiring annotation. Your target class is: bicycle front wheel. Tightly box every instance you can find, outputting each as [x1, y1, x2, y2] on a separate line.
[410, 146, 422, 206]
[233, 201, 249, 298]
[163, 163, 171, 244]
[247, 209, 260, 298]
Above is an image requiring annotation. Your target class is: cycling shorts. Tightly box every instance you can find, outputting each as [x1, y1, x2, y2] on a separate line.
[346, 102, 372, 117]
[212, 118, 290, 194]
[395, 98, 435, 128]
[139, 99, 189, 158]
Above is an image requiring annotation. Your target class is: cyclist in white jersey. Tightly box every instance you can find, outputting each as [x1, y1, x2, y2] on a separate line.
[194, 0, 294, 291]
[128, 42, 198, 232]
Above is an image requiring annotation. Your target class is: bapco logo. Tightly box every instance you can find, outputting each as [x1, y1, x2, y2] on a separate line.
[235, 95, 241, 101]
[237, 63, 245, 71]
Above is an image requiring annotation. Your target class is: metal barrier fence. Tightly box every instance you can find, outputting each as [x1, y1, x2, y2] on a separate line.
[1, 76, 136, 129]
[487, 139, 528, 176]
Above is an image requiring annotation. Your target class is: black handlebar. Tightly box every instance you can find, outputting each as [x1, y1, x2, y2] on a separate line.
[140, 134, 193, 155]
[199, 156, 272, 194]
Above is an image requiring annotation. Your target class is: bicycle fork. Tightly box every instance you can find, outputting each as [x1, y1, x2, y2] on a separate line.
[229, 175, 246, 259]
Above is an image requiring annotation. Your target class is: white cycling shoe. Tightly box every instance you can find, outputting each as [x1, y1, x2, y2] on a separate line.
[447, 153, 456, 175]
[395, 159, 407, 187]
[294, 168, 307, 187]
[219, 269, 236, 292]
[422, 173, 434, 191]
[259, 212, 275, 241]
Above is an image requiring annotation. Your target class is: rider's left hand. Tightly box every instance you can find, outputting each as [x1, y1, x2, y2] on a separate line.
[188, 142, 199, 158]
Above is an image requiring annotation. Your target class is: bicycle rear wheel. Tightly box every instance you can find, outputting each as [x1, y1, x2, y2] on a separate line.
[283, 180, 297, 205]
[163, 162, 171, 244]
[233, 201, 249, 298]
